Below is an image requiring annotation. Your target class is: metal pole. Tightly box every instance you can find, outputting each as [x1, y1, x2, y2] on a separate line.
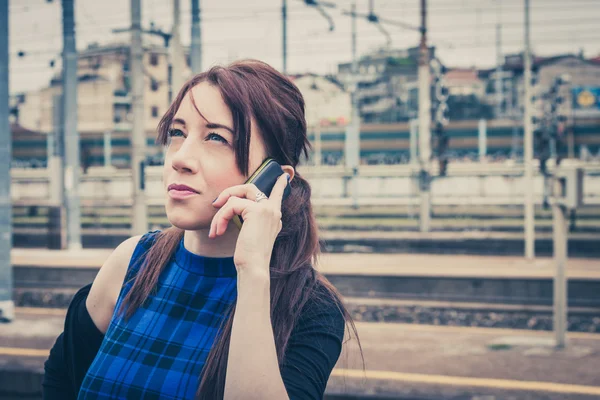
[495, 0, 503, 119]
[103, 130, 112, 167]
[509, 78, 519, 160]
[62, 0, 82, 249]
[50, 95, 64, 206]
[410, 118, 419, 218]
[524, 0, 535, 259]
[190, 0, 202, 74]
[131, 0, 147, 235]
[568, 88, 575, 159]
[346, 0, 360, 209]
[282, 0, 287, 74]
[410, 118, 418, 164]
[552, 178, 567, 348]
[418, 0, 431, 232]
[351, 2, 357, 109]
[48, 95, 66, 250]
[478, 118, 487, 162]
[0, 0, 15, 321]
[171, 0, 183, 100]
[47, 128, 54, 169]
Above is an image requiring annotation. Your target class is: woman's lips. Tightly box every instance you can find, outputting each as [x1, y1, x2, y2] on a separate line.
[168, 189, 198, 200]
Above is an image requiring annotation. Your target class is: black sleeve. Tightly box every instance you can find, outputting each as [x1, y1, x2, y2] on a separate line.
[42, 283, 105, 400]
[280, 295, 346, 400]
[42, 332, 74, 399]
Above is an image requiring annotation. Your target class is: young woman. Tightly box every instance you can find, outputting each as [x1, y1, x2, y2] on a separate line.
[43, 59, 361, 400]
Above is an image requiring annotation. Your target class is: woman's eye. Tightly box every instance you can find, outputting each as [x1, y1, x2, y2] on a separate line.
[207, 132, 228, 144]
[168, 128, 185, 138]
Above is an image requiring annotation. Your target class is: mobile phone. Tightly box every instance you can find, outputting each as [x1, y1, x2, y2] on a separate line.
[232, 158, 291, 229]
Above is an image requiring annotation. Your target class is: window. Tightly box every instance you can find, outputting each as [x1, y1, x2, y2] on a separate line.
[150, 53, 159, 66]
[151, 106, 159, 118]
[150, 79, 159, 92]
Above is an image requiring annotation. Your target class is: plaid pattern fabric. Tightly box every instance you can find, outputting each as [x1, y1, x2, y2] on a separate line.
[78, 231, 238, 399]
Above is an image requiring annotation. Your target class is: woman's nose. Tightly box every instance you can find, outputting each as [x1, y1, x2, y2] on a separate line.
[171, 143, 199, 174]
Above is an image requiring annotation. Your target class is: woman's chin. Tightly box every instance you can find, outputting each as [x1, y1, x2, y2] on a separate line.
[166, 207, 210, 231]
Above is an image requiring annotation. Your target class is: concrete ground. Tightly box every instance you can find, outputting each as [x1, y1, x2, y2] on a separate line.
[329, 322, 600, 399]
[1, 308, 600, 400]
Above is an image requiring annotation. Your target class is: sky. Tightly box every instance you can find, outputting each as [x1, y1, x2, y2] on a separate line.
[7, 0, 600, 94]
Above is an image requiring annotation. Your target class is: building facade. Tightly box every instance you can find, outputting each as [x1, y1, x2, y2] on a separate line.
[337, 46, 435, 123]
[483, 53, 600, 120]
[14, 42, 191, 167]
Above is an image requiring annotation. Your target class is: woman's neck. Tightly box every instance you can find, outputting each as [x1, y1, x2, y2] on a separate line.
[183, 226, 238, 258]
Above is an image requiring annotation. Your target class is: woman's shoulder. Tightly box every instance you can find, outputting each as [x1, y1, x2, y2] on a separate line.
[86, 230, 161, 334]
[295, 282, 346, 339]
[107, 229, 162, 273]
[96, 229, 162, 284]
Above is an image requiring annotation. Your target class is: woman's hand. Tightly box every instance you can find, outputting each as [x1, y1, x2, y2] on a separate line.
[210, 172, 290, 277]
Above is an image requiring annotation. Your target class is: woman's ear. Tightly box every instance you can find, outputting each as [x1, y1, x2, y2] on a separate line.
[281, 165, 295, 182]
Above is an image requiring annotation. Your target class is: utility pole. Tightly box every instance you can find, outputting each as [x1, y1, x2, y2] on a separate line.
[410, 119, 418, 165]
[524, 0, 535, 259]
[103, 130, 112, 167]
[171, 0, 183, 99]
[344, 1, 360, 209]
[131, 0, 147, 235]
[0, 0, 15, 321]
[478, 118, 487, 161]
[48, 95, 66, 250]
[418, 0, 431, 232]
[547, 77, 575, 349]
[114, 23, 173, 99]
[190, 0, 202, 74]
[142, 22, 173, 104]
[282, 0, 288, 74]
[495, 0, 503, 119]
[62, 0, 82, 249]
[510, 78, 520, 160]
[552, 178, 568, 349]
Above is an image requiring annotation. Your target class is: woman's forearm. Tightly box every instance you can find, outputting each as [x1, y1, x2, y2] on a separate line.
[224, 268, 289, 400]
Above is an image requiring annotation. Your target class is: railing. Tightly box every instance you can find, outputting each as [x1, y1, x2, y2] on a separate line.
[10, 162, 600, 207]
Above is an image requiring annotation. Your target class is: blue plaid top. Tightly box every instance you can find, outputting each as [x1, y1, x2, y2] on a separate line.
[78, 231, 238, 399]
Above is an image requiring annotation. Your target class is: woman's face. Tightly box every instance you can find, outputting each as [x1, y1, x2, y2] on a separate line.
[163, 81, 268, 231]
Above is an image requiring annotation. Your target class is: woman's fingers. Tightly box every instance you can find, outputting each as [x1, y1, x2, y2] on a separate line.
[209, 197, 254, 237]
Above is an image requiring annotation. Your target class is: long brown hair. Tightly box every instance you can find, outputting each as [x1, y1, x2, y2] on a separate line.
[119, 59, 363, 398]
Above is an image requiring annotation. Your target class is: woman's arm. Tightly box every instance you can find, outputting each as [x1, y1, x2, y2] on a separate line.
[43, 283, 103, 400]
[225, 272, 345, 400]
[224, 269, 289, 400]
[42, 234, 142, 399]
[279, 293, 345, 399]
[43, 332, 75, 400]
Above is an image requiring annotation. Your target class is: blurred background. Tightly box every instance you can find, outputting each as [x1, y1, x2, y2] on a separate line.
[1, 1, 600, 399]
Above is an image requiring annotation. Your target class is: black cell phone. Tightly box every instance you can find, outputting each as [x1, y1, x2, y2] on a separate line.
[232, 158, 291, 229]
